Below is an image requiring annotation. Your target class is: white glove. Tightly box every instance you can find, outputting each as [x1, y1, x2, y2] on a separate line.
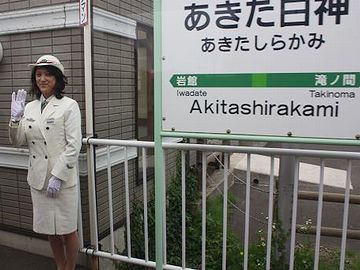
[11, 89, 27, 122]
[47, 176, 62, 198]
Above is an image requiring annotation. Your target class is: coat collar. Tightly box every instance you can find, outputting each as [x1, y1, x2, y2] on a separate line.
[41, 96, 61, 119]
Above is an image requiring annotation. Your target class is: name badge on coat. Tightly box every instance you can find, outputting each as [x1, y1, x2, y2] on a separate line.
[46, 118, 55, 125]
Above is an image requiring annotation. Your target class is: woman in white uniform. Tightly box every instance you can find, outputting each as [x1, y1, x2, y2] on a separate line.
[9, 55, 82, 270]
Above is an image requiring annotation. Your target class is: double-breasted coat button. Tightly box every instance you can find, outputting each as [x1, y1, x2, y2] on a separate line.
[33, 155, 36, 159]
[46, 127, 49, 130]
[45, 156, 48, 159]
[44, 141, 47, 145]
[32, 141, 35, 144]
[29, 125, 32, 129]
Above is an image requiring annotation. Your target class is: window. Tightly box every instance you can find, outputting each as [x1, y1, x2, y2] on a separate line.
[136, 25, 154, 182]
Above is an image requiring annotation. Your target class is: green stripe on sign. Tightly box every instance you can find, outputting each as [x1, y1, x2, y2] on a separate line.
[169, 72, 360, 88]
[169, 73, 253, 87]
[267, 73, 319, 87]
[252, 73, 267, 87]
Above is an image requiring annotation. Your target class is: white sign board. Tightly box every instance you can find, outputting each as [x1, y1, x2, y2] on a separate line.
[79, 0, 88, 26]
[161, 1, 360, 139]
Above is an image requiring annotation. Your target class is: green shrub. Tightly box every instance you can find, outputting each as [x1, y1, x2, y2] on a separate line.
[116, 158, 241, 269]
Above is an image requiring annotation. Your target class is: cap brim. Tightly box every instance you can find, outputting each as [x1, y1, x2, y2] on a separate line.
[28, 63, 64, 74]
[28, 63, 51, 67]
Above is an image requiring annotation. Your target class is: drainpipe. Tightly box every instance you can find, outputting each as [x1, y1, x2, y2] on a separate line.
[83, 1, 99, 269]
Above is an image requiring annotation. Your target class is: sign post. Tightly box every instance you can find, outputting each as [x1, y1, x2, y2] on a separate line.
[154, 1, 164, 269]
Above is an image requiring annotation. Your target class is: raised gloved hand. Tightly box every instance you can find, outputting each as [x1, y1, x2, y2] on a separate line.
[47, 176, 62, 198]
[11, 89, 27, 122]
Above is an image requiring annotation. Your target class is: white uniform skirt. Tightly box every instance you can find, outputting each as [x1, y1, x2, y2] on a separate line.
[30, 185, 78, 235]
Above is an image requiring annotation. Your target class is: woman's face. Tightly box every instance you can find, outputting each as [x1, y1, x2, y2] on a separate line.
[35, 67, 56, 98]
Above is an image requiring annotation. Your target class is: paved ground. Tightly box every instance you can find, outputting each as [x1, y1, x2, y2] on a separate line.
[0, 245, 89, 270]
[226, 143, 360, 252]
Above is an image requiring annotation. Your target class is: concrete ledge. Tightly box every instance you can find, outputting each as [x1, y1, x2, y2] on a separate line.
[0, 3, 136, 39]
[232, 153, 351, 189]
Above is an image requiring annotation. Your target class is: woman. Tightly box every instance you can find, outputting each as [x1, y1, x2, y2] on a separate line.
[9, 55, 82, 270]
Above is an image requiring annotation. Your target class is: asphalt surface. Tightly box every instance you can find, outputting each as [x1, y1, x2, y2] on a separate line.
[0, 245, 89, 270]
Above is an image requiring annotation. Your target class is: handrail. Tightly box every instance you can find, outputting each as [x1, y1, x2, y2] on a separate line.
[83, 138, 360, 160]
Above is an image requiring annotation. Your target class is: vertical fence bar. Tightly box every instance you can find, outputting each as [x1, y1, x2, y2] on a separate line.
[289, 158, 300, 270]
[142, 148, 149, 262]
[265, 156, 275, 270]
[77, 169, 84, 248]
[181, 151, 186, 268]
[163, 151, 167, 266]
[243, 153, 251, 270]
[339, 160, 352, 270]
[201, 152, 207, 270]
[222, 153, 229, 270]
[88, 143, 99, 252]
[107, 146, 115, 254]
[314, 159, 325, 270]
[124, 147, 131, 258]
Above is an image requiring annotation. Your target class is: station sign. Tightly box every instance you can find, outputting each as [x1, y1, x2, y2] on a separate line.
[161, 0, 360, 139]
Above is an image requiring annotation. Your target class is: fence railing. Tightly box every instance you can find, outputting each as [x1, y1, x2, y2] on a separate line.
[79, 138, 360, 270]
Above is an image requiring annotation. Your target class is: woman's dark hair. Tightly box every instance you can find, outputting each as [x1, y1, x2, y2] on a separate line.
[30, 65, 67, 99]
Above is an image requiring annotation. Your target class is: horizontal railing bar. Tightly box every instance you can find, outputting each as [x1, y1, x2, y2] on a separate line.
[297, 226, 360, 240]
[299, 191, 360, 204]
[80, 248, 155, 268]
[83, 138, 360, 159]
[83, 138, 154, 148]
[162, 142, 360, 160]
[161, 131, 360, 146]
[79, 249, 196, 270]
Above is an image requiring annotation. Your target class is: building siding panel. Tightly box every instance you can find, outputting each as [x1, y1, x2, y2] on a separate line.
[0, 28, 86, 237]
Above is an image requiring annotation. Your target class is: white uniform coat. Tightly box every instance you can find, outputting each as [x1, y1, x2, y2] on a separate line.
[9, 96, 82, 190]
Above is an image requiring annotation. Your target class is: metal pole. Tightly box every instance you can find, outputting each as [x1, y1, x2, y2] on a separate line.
[181, 151, 186, 269]
[201, 152, 207, 270]
[265, 157, 275, 270]
[313, 160, 325, 270]
[243, 154, 251, 270]
[221, 153, 229, 270]
[277, 143, 296, 265]
[84, 0, 94, 140]
[289, 158, 300, 270]
[154, 0, 164, 269]
[340, 160, 351, 270]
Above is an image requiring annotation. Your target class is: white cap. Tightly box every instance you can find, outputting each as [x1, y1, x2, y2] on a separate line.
[29, 55, 65, 75]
